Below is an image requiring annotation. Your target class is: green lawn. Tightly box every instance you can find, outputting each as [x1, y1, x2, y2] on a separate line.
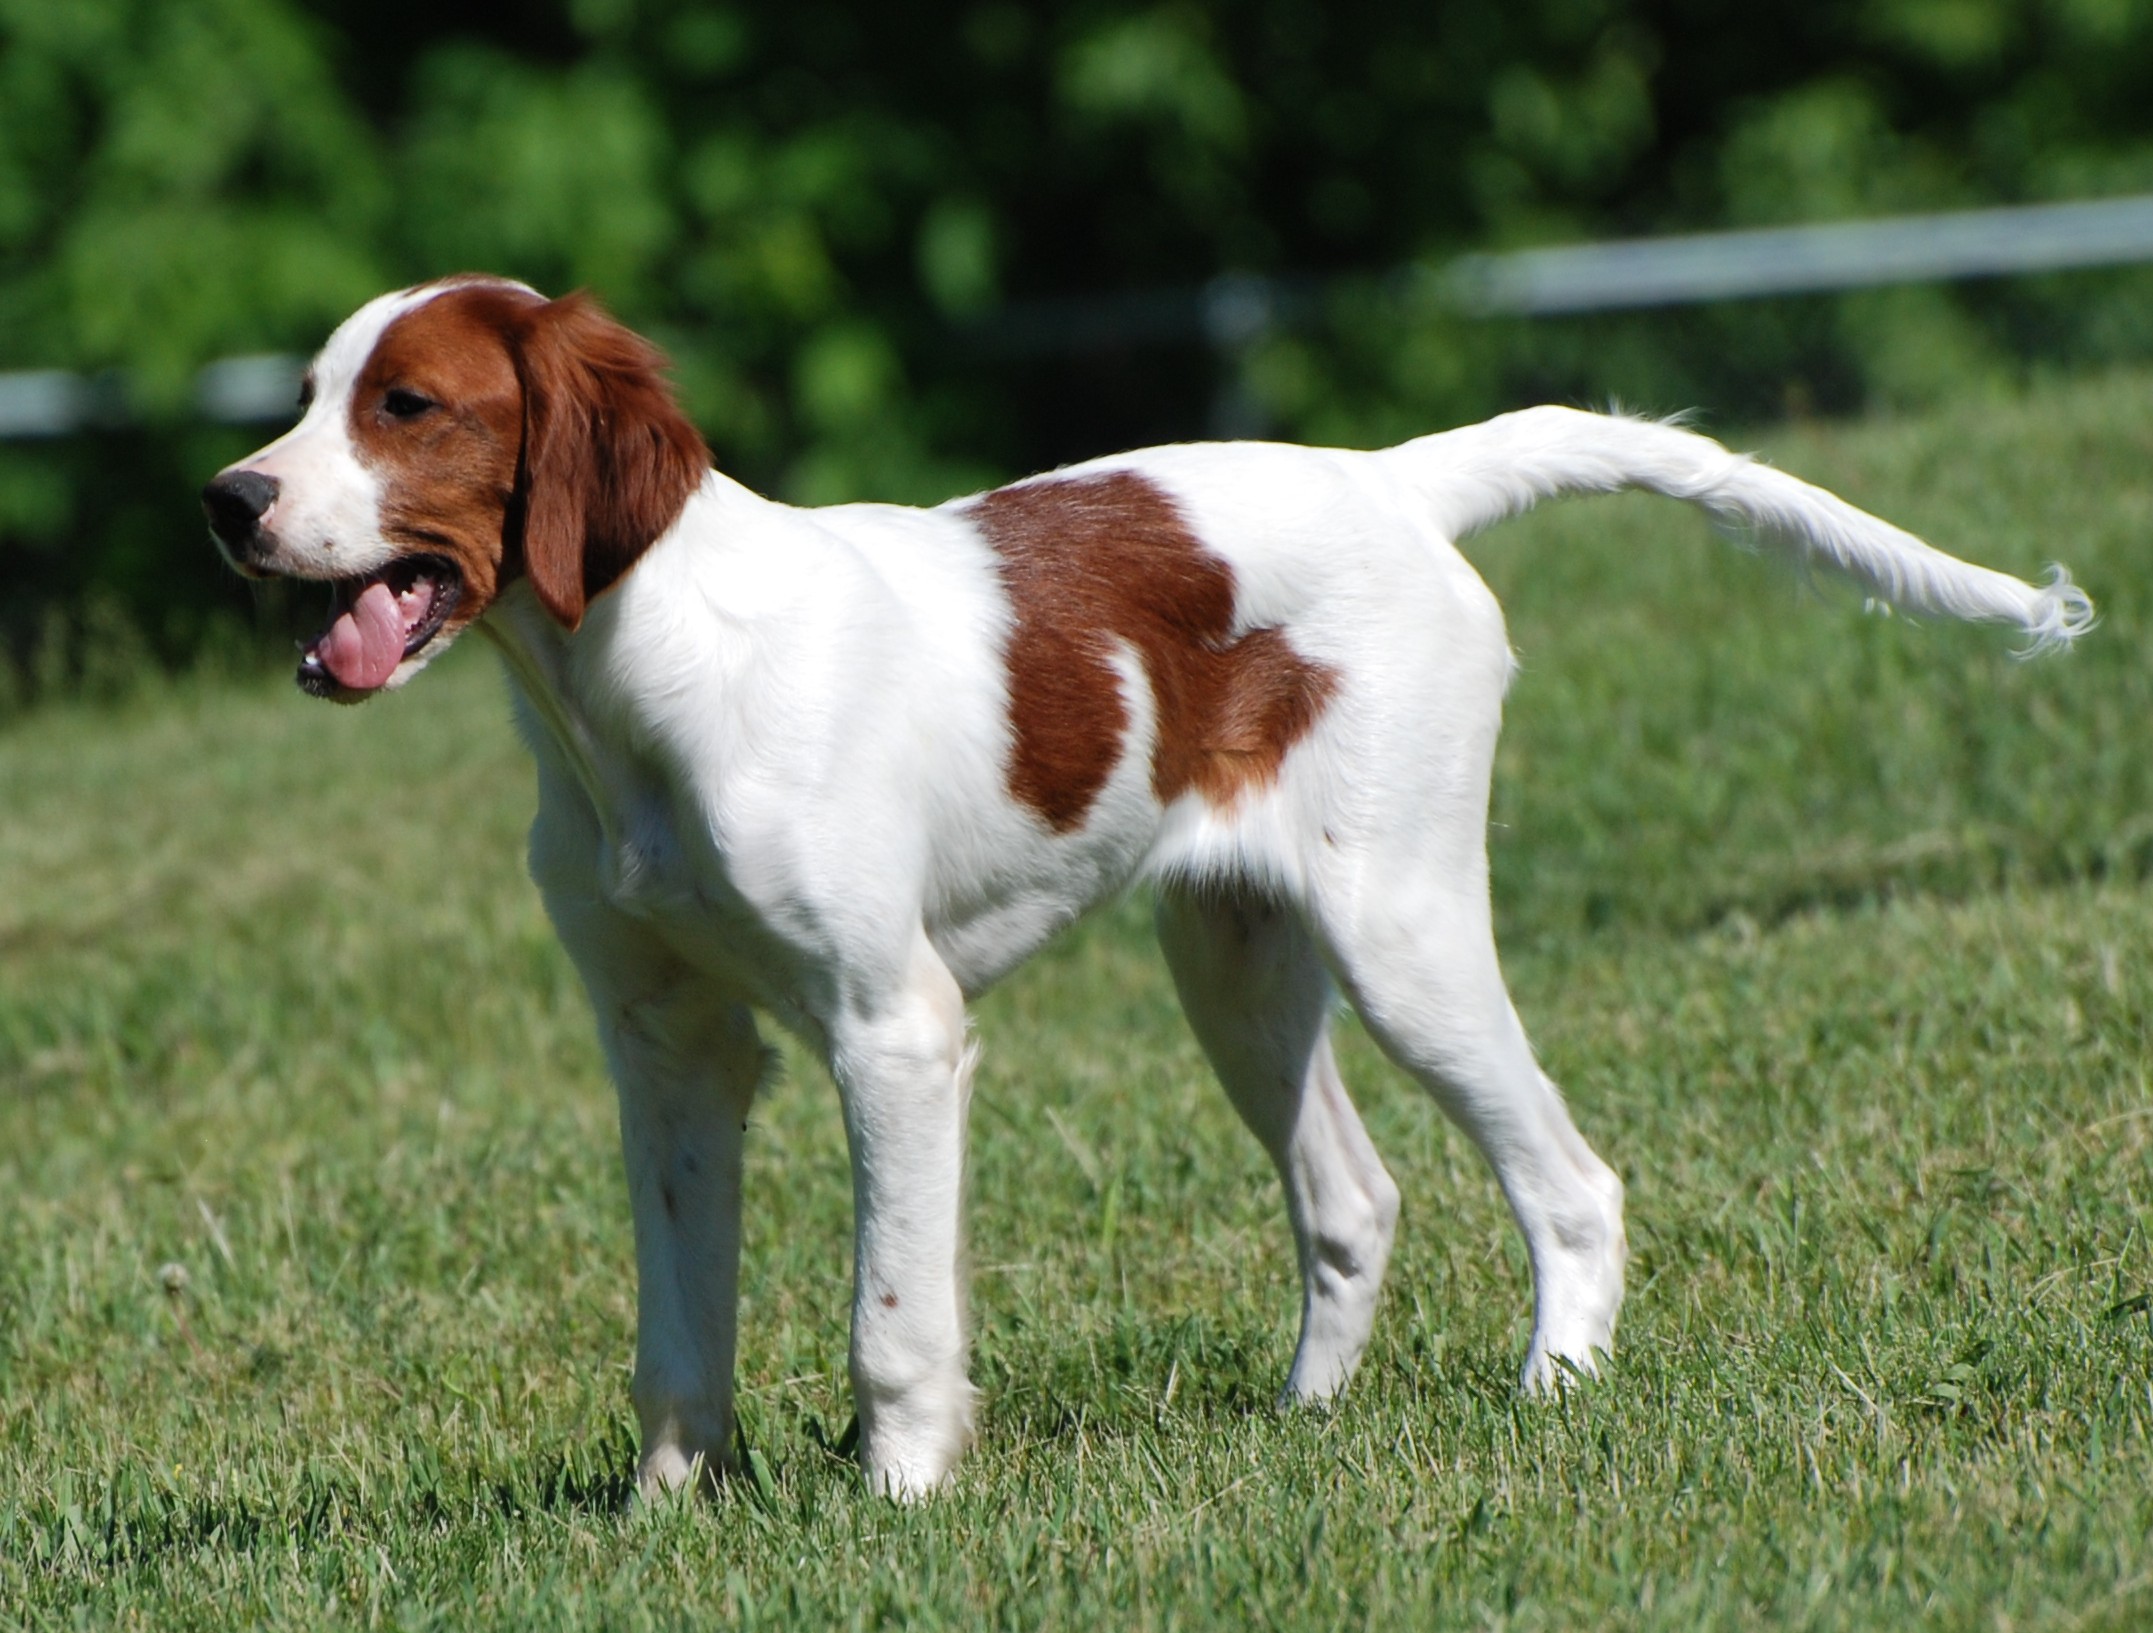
[3, 377, 2150, 1629]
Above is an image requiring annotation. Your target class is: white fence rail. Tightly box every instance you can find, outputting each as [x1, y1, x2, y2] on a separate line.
[0, 353, 305, 439]
[1440, 193, 2153, 315]
[8, 193, 2153, 438]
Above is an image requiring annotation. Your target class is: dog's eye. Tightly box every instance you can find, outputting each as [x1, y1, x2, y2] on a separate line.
[296, 376, 315, 413]
[383, 388, 438, 420]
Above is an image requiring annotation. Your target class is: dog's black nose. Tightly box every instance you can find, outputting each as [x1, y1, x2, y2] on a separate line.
[202, 469, 280, 549]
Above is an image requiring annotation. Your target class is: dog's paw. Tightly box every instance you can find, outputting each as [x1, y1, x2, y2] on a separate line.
[1519, 1342, 1610, 1396]
[633, 1442, 731, 1507]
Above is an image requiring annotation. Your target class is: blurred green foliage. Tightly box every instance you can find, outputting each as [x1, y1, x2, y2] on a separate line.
[5, 0, 2153, 702]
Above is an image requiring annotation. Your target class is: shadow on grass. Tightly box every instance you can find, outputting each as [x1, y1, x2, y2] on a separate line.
[963, 1307, 1528, 1452]
[13, 1436, 642, 1574]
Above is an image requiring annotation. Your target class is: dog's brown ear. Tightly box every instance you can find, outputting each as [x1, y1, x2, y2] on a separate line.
[510, 293, 711, 630]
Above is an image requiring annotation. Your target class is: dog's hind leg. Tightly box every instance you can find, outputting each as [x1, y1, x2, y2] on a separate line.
[1309, 855, 1627, 1392]
[1155, 884, 1401, 1405]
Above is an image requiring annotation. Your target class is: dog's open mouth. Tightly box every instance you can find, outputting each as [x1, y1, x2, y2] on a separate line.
[297, 555, 462, 700]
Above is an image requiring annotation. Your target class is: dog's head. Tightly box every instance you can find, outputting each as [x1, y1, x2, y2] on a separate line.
[202, 277, 710, 701]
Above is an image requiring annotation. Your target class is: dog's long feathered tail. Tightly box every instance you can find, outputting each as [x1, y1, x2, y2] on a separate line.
[1378, 407, 2093, 653]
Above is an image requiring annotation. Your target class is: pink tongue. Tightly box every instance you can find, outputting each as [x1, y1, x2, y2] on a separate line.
[318, 581, 408, 691]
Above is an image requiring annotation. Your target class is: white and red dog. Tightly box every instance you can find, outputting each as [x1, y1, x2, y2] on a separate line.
[204, 276, 2090, 1497]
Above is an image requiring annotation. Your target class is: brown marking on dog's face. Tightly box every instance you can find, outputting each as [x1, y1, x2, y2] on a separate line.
[970, 471, 1337, 831]
[348, 279, 712, 637]
[345, 281, 538, 642]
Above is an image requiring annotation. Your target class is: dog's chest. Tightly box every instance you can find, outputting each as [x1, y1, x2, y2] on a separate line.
[603, 798, 829, 997]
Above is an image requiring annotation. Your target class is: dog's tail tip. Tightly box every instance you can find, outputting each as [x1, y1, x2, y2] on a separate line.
[2014, 565, 2097, 658]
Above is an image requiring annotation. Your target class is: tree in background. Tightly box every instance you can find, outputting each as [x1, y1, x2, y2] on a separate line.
[5, 0, 2152, 700]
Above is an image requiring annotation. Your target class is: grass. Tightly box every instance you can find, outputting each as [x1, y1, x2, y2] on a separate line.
[3, 373, 2151, 1629]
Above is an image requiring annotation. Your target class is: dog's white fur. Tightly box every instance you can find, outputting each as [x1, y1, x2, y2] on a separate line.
[214, 282, 2091, 1498]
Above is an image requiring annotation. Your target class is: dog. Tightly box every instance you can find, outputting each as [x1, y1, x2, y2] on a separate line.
[202, 275, 2091, 1497]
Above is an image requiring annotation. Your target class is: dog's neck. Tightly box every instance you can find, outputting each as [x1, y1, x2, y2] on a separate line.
[479, 477, 696, 837]
[478, 577, 623, 840]
[476, 469, 776, 846]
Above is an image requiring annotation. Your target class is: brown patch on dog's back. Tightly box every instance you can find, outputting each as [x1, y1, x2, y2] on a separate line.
[971, 471, 1336, 832]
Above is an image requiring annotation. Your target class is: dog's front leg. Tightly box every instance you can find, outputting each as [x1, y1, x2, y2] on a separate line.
[603, 986, 768, 1499]
[827, 936, 979, 1498]
[531, 790, 776, 1499]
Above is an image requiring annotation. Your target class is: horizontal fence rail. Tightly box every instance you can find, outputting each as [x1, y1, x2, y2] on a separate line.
[1440, 193, 2153, 315]
[0, 353, 304, 439]
[7, 193, 2153, 438]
